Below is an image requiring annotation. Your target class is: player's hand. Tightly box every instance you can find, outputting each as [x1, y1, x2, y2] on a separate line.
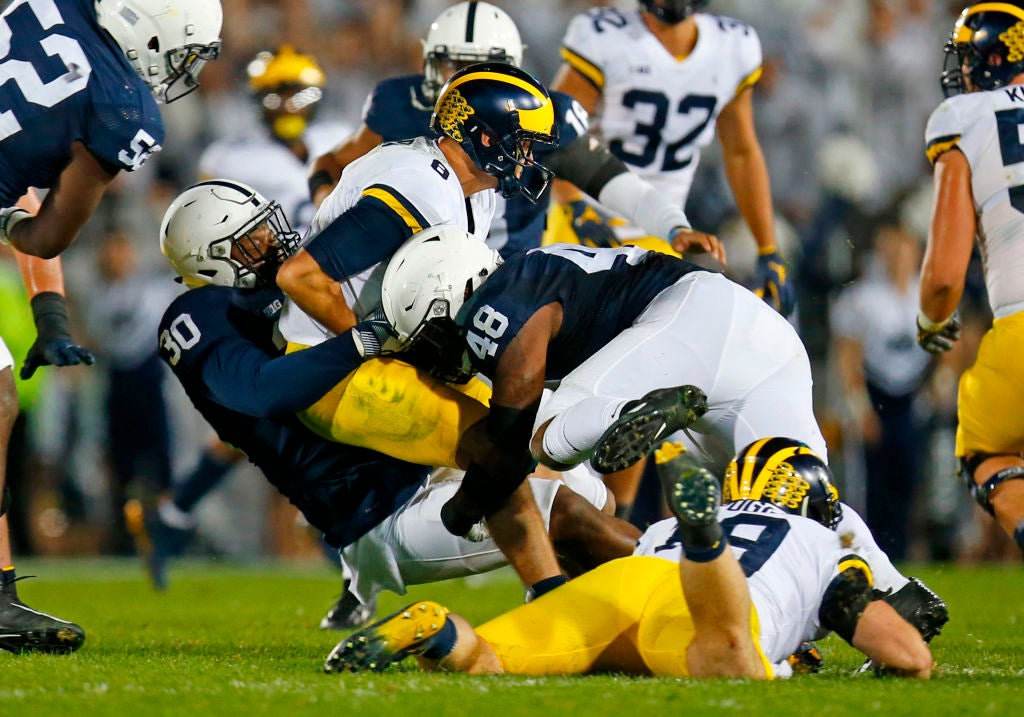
[669, 227, 726, 265]
[567, 199, 619, 248]
[754, 247, 796, 316]
[351, 307, 400, 358]
[21, 292, 95, 379]
[440, 490, 485, 538]
[916, 311, 961, 354]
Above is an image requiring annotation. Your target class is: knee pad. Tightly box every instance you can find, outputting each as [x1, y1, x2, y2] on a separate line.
[960, 455, 1024, 516]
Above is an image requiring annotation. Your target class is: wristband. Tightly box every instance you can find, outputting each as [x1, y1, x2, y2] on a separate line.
[916, 309, 952, 332]
[308, 169, 335, 200]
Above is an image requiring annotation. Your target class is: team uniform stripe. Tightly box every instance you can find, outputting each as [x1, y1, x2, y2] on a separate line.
[736, 437, 774, 497]
[925, 134, 962, 164]
[837, 555, 873, 586]
[465, 0, 477, 42]
[735, 65, 762, 97]
[361, 184, 429, 233]
[560, 46, 605, 91]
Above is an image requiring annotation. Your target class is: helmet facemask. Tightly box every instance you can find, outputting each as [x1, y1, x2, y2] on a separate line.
[465, 117, 557, 202]
[225, 201, 301, 289]
[247, 47, 325, 141]
[402, 304, 477, 384]
[160, 42, 221, 102]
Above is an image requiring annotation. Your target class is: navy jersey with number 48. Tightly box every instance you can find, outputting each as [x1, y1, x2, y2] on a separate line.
[0, 0, 165, 205]
[158, 285, 427, 548]
[457, 245, 705, 380]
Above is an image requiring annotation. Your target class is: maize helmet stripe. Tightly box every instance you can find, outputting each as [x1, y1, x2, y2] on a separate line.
[966, 2, 1024, 23]
[444, 70, 547, 102]
[734, 436, 775, 498]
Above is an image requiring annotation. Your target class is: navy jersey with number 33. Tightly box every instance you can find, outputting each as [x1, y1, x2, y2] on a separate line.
[0, 0, 165, 205]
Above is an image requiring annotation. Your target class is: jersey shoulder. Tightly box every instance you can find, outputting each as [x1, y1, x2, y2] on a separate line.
[696, 13, 763, 88]
[363, 75, 433, 141]
[561, 7, 645, 72]
[924, 92, 986, 164]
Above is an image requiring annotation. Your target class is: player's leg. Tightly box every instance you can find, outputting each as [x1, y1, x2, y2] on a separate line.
[955, 315, 1024, 556]
[0, 356, 85, 654]
[652, 443, 767, 679]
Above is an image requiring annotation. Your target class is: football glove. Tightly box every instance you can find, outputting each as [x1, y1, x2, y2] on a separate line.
[754, 247, 796, 317]
[567, 199, 619, 248]
[21, 292, 95, 380]
[0, 207, 31, 247]
[916, 311, 961, 354]
[440, 489, 485, 539]
[351, 307, 400, 359]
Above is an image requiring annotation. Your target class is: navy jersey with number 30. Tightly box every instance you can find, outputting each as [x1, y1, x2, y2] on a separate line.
[457, 245, 704, 379]
[0, 0, 165, 205]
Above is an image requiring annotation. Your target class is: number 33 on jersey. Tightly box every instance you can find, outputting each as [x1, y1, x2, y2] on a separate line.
[560, 7, 762, 208]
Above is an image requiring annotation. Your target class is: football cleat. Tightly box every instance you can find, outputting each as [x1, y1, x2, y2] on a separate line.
[0, 579, 85, 654]
[319, 582, 376, 631]
[323, 601, 449, 673]
[591, 385, 708, 474]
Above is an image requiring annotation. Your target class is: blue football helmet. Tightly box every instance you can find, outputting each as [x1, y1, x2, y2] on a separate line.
[431, 63, 557, 202]
[723, 437, 842, 530]
[639, 0, 709, 25]
[942, 2, 1024, 96]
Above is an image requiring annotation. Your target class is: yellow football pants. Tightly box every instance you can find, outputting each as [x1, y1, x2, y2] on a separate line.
[290, 346, 491, 468]
[956, 311, 1024, 457]
[474, 556, 770, 677]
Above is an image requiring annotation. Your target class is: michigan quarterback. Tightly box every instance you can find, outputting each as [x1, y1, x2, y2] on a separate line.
[308, 1, 718, 260]
[325, 439, 933, 680]
[920, 1, 1024, 557]
[552, 0, 792, 315]
[0, 0, 222, 259]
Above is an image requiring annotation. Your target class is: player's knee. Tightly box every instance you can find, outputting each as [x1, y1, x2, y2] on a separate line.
[960, 454, 1024, 516]
[548, 485, 591, 543]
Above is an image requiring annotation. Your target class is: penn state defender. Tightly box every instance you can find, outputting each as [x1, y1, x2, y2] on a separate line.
[0, 0, 222, 259]
[308, 1, 717, 260]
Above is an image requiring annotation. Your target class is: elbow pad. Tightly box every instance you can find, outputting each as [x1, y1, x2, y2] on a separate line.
[546, 135, 626, 199]
[597, 171, 690, 240]
[819, 557, 874, 645]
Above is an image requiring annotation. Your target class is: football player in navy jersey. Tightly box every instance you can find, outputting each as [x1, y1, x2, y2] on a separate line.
[307, 1, 718, 261]
[381, 234, 824, 540]
[0, 0, 222, 260]
[157, 180, 639, 618]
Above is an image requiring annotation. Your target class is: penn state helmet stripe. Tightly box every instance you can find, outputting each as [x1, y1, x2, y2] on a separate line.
[465, 0, 478, 42]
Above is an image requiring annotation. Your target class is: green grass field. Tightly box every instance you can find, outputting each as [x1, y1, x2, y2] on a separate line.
[2, 559, 1021, 716]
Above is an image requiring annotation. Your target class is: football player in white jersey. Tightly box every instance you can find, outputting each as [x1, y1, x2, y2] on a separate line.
[275, 64, 573, 600]
[919, 1, 1024, 557]
[324, 438, 933, 679]
[198, 46, 350, 236]
[551, 0, 793, 315]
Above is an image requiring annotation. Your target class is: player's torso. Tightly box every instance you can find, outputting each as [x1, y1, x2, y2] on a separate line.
[363, 74, 434, 143]
[0, 0, 164, 205]
[562, 9, 760, 205]
[635, 502, 845, 664]
[927, 89, 1024, 317]
[458, 244, 698, 380]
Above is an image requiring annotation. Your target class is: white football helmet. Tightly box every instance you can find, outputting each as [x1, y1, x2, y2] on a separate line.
[421, 1, 523, 103]
[381, 225, 501, 382]
[96, 0, 223, 102]
[160, 180, 300, 289]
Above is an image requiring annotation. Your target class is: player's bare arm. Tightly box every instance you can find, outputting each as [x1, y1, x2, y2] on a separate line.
[852, 600, 933, 679]
[276, 249, 357, 335]
[8, 142, 117, 260]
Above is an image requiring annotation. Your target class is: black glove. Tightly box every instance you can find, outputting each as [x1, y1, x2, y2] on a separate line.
[754, 248, 796, 316]
[440, 489, 486, 538]
[916, 311, 961, 354]
[567, 199, 619, 248]
[21, 292, 95, 380]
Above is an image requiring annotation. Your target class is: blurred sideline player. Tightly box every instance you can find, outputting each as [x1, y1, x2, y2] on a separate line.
[0, 0, 222, 259]
[1, 194, 92, 654]
[325, 439, 933, 680]
[919, 1, 1024, 557]
[551, 0, 791, 312]
[156, 180, 639, 624]
[308, 1, 719, 261]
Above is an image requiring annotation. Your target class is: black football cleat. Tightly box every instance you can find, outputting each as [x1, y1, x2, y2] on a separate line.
[0, 579, 85, 655]
[324, 600, 449, 673]
[320, 582, 377, 631]
[591, 385, 708, 474]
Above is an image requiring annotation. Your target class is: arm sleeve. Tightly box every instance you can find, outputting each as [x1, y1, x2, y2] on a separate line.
[199, 332, 363, 417]
[818, 555, 875, 645]
[304, 194, 419, 281]
[597, 170, 691, 239]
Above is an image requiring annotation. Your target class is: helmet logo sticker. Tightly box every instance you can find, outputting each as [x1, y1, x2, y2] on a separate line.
[436, 89, 475, 142]
[1001, 21, 1024, 63]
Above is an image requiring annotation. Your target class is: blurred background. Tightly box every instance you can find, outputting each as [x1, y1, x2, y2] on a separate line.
[0, 0, 1016, 572]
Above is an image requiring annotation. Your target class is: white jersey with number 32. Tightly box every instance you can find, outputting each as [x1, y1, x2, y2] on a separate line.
[926, 88, 1024, 318]
[560, 8, 762, 207]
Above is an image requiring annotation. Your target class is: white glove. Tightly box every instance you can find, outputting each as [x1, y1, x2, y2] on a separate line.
[0, 207, 31, 246]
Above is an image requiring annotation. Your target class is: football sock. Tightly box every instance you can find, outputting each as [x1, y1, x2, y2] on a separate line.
[526, 575, 568, 601]
[681, 536, 727, 563]
[173, 451, 237, 512]
[420, 617, 458, 660]
[1, 566, 16, 596]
